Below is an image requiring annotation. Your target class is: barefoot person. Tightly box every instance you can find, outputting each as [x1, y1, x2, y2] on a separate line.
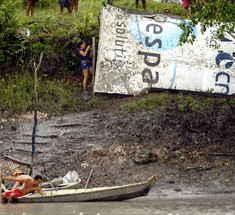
[72, 0, 79, 12]
[1, 174, 44, 204]
[26, 0, 39, 17]
[60, 0, 73, 14]
[136, 0, 146, 9]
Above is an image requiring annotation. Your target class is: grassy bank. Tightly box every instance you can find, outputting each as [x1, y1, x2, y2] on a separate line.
[0, 0, 185, 118]
[0, 72, 103, 118]
[119, 92, 235, 113]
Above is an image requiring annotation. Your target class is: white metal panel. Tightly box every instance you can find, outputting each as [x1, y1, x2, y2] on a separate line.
[94, 5, 235, 95]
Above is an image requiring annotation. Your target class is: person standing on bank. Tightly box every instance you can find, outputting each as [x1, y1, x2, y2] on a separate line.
[26, 0, 39, 17]
[136, 0, 146, 10]
[78, 41, 93, 92]
[182, 0, 195, 17]
[59, 0, 73, 14]
[72, 0, 79, 12]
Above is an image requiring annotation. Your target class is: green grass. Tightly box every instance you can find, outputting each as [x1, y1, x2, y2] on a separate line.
[0, 0, 186, 118]
[14, 0, 185, 36]
[0, 72, 103, 118]
[114, 1, 185, 16]
[14, 0, 102, 39]
[119, 92, 170, 112]
[119, 92, 234, 114]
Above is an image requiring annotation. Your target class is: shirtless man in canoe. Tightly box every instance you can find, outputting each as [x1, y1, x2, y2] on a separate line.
[1, 174, 44, 203]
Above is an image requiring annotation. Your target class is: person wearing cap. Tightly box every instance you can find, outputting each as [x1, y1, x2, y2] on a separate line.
[1, 174, 44, 203]
[11, 170, 24, 191]
[12, 170, 24, 177]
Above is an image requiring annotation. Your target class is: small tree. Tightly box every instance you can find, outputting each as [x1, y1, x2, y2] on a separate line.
[179, 0, 235, 44]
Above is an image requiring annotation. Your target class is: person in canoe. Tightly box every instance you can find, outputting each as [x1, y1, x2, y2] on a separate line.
[6, 170, 25, 192]
[1, 174, 44, 204]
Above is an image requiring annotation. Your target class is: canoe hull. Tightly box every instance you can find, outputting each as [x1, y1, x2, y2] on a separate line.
[16, 176, 155, 203]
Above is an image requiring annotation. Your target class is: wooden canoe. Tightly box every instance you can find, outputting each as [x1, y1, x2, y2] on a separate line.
[2, 180, 81, 199]
[16, 175, 156, 203]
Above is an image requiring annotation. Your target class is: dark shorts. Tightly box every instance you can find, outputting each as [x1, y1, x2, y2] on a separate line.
[81, 61, 91, 71]
[136, 0, 146, 2]
[4, 189, 25, 198]
[60, 0, 71, 7]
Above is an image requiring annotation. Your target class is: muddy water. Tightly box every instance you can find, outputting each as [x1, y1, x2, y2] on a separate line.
[0, 196, 234, 215]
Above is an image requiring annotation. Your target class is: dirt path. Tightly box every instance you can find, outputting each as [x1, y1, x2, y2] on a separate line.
[0, 93, 234, 197]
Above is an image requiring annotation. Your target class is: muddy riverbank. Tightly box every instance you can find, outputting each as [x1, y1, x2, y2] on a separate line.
[0, 92, 234, 197]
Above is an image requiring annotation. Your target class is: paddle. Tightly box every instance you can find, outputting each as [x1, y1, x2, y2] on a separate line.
[85, 167, 93, 189]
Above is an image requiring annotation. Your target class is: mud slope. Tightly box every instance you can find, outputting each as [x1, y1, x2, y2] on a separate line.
[0, 93, 234, 196]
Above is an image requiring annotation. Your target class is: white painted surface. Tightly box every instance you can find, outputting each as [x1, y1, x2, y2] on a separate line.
[94, 5, 235, 95]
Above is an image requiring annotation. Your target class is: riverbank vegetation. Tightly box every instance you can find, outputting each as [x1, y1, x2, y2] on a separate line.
[119, 91, 235, 114]
[0, 0, 233, 119]
[0, 0, 185, 118]
[179, 0, 235, 44]
[0, 1, 234, 191]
